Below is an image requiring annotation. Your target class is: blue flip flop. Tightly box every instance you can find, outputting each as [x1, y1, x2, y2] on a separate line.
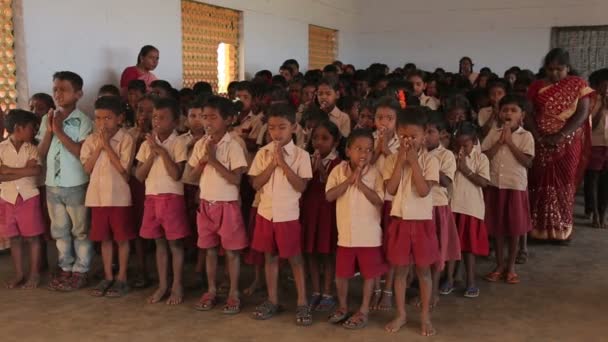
[464, 287, 480, 298]
[439, 282, 454, 295]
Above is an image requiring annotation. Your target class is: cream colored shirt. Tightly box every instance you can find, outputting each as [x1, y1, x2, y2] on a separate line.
[329, 107, 351, 138]
[420, 94, 440, 110]
[188, 133, 248, 202]
[374, 131, 400, 201]
[591, 108, 608, 147]
[248, 140, 313, 222]
[326, 162, 384, 247]
[81, 128, 135, 207]
[481, 126, 534, 191]
[450, 150, 490, 219]
[0, 140, 40, 204]
[236, 111, 264, 141]
[429, 145, 456, 206]
[136, 131, 188, 195]
[180, 131, 202, 186]
[382, 149, 439, 220]
[477, 106, 494, 127]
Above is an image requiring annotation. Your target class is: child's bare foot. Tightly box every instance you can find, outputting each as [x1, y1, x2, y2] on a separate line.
[385, 315, 407, 333]
[5, 275, 24, 289]
[166, 286, 184, 305]
[370, 289, 382, 310]
[378, 290, 394, 311]
[147, 287, 168, 304]
[243, 279, 261, 296]
[22, 275, 41, 289]
[421, 320, 436, 336]
[412, 296, 439, 311]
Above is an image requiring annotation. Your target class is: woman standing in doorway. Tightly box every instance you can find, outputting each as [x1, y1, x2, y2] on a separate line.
[527, 48, 594, 242]
[459, 57, 479, 85]
[120, 45, 159, 96]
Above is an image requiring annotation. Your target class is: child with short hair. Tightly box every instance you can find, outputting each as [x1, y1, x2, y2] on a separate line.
[318, 78, 351, 138]
[408, 71, 439, 110]
[383, 108, 439, 337]
[81, 96, 136, 297]
[482, 95, 534, 284]
[29, 93, 55, 119]
[186, 96, 249, 314]
[248, 102, 313, 326]
[446, 121, 490, 298]
[38, 71, 93, 291]
[126, 80, 146, 127]
[135, 97, 190, 305]
[235, 81, 265, 153]
[355, 100, 375, 130]
[302, 120, 342, 312]
[98, 84, 121, 98]
[0, 109, 46, 289]
[478, 79, 508, 136]
[326, 128, 388, 329]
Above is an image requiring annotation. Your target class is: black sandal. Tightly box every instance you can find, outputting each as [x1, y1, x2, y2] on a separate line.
[90, 279, 113, 297]
[105, 280, 130, 298]
[295, 305, 313, 326]
[251, 300, 280, 320]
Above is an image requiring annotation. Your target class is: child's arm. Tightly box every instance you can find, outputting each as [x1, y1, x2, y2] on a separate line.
[276, 148, 308, 193]
[408, 150, 431, 197]
[37, 112, 54, 158]
[102, 134, 131, 182]
[386, 152, 405, 196]
[457, 153, 490, 188]
[82, 137, 103, 175]
[147, 135, 184, 181]
[135, 142, 155, 183]
[439, 171, 452, 188]
[356, 173, 383, 207]
[0, 159, 42, 181]
[251, 162, 276, 190]
[206, 143, 246, 186]
[52, 111, 84, 158]
[326, 165, 356, 202]
[484, 140, 502, 160]
[591, 105, 604, 129]
[504, 129, 534, 168]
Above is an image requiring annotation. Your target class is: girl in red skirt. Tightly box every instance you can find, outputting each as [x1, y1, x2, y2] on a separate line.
[301, 120, 342, 312]
[481, 95, 534, 284]
[448, 122, 490, 298]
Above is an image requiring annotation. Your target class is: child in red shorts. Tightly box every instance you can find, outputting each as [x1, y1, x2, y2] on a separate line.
[185, 96, 249, 314]
[135, 98, 191, 305]
[383, 108, 440, 337]
[0, 110, 46, 289]
[81, 96, 136, 297]
[248, 103, 313, 326]
[326, 129, 388, 330]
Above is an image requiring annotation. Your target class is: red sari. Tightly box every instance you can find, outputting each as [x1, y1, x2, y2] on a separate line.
[527, 76, 594, 241]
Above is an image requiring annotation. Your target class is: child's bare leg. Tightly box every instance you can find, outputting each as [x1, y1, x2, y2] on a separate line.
[385, 265, 408, 333]
[205, 248, 218, 295]
[264, 253, 279, 304]
[40, 238, 49, 272]
[195, 249, 205, 274]
[464, 253, 476, 289]
[6, 237, 24, 288]
[445, 260, 456, 287]
[308, 255, 321, 297]
[116, 241, 130, 282]
[493, 236, 506, 273]
[167, 239, 184, 305]
[507, 236, 519, 274]
[322, 255, 335, 296]
[378, 267, 395, 310]
[416, 266, 436, 336]
[244, 264, 263, 295]
[225, 250, 240, 300]
[101, 240, 114, 281]
[22, 236, 41, 289]
[360, 278, 375, 314]
[430, 264, 441, 307]
[289, 255, 308, 307]
[148, 238, 168, 304]
[335, 277, 349, 311]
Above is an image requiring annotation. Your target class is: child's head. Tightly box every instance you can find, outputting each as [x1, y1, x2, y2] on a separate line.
[425, 111, 448, 150]
[137, 45, 159, 71]
[374, 96, 401, 135]
[283, 59, 300, 75]
[186, 99, 205, 134]
[200, 96, 236, 137]
[589, 68, 608, 99]
[301, 82, 317, 105]
[254, 70, 273, 84]
[193, 81, 213, 98]
[311, 120, 341, 157]
[454, 121, 478, 155]
[98, 84, 120, 98]
[407, 70, 427, 97]
[354, 70, 370, 98]
[266, 102, 297, 146]
[302, 106, 329, 132]
[29, 93, 55, 118]
[235, 81, 255, 113]
[127, 80, 146, 109]
[52, 71, 83, 108]
[444, 95, 471, 130]
[504, 70, 518, 86]
[323, 64, 339, 80]
[499, 94, 529, 130]
[5, 109, 38, 143]
[337, 96, 360, 125]
[149, 80, 172, 99]
[459, 56, 474, 75]
[487, 79, 509, 107]
[357, 100, 375, 129]
[279, 64, 294, 82]
[136, 94, 155, 130]
[425, 75, 439, 98]
[288, 80, 304, 106]
[272, 75, 288, 89]
[346, 128, 374, 168]
[93, 96, 124, 135]
[317, 77, 340, 110]
[397, 107, 428, 151]
[475, 73, 492, 89]
[227, 81, 239, 100]
[152, 97, 180, 135]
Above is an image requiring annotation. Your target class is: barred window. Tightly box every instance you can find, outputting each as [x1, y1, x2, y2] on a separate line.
[308, 25, 338, 71]
[551, 26, 608, 78]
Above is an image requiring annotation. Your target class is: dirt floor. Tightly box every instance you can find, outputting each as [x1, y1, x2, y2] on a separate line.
[1, 199, 607, 342]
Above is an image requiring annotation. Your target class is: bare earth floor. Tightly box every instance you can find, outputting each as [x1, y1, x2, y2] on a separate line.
[1, 201, 607, 342]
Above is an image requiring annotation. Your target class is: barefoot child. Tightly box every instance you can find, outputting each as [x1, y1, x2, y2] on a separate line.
[383, 108, 440, 336]
[301, 120, 342, 312]
[249, 103, 313, 326]
[326, 128, 388, 329]
[0, 110, 46, 289]
[81, 96, 136, 297]
[447, 122, 490, 298]
[186, 96, 249, 314]
[482, 95, 534, 284]
[135, 98, 191, 305]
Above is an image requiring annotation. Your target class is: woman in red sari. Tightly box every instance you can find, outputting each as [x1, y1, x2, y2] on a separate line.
[527, 48, 595, 242]
[120, 45, 159, 96]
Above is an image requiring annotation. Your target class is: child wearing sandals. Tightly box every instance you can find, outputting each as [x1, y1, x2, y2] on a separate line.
[248, 103, 313, 326]
[383, 108, 440, 337]
[186, 96, 249, 314]
[81, 96, 136, 298]
[482, 95, 534, 285]
[301, 120, 342, 313]
[325, 128, 388, 330]
[135, 98, 191, 305]
[0, 110, 46, 289]
[445, 121, 490, 298]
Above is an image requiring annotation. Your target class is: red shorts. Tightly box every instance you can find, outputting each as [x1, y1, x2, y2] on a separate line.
[197, 200, 248, 250]
[335, 246, 388, 279]
[90, 207, 136, 242]
[385, 219, 439, 267]
[588, 146, 608, 171]
[454, 213, 489, 256]
[0, 195, 45, 238]
[252, 214, 301, 259]
[433, 206, 461, 269]
[140, 195, 191, 241]
[484, 187, 532, 237]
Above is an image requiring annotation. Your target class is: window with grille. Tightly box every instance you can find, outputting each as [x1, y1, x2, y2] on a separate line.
[0, 0, 17, 111]
[551, 26, 608, 78]
[181, 0, 240, 93]
[308, 25, 338, 71]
